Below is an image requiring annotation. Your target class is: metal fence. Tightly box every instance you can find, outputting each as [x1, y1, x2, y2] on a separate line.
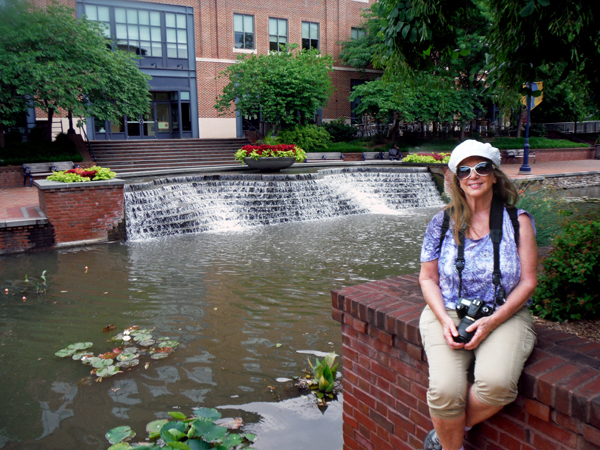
[544, 121, 600, 134]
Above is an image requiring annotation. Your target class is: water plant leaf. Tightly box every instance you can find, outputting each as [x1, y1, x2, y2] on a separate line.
[105, 425, 135, 444]
[117, 353, 137, 362]
[169, 412, 187, 420]
[146, 419, 169, 435]
[55, 348, 77, 358]
[161, 422, 186, 443]
[157, 337, 171, 341]
[186, 440, 210, 450]
[151, 353, 169, 360]
[158, 340, 179, 348]
[99, 352, 118, 360]
[242, 433, 256, 442]
[116, 359, 139, 369]
[222, 434, 242, 448]
[130, 328, 152, 335]
[107, 444, 132, 450]
[112, 334, 124, 341]
[166, 442, 191, 450]
[72, 351, 94, 361]
[133, 334, 152, 342]
[189, 419, 227, 442]
[69, 342, 93, 351]
[139, 339, 156, 347]
[90, 357, 114, 368]
[192, 408, 222, 421]
[97, 366, 119, 378]
[123, 347, 138, 354]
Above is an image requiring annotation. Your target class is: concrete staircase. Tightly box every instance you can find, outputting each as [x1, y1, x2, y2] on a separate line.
[89, 138, 251, 174]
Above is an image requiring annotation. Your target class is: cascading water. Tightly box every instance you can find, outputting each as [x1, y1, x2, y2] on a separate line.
[124, 167, 444, 241]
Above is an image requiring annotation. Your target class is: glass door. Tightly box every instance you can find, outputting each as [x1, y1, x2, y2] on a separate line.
[155, 103, 171, 138]
[142, 106, 156, 138]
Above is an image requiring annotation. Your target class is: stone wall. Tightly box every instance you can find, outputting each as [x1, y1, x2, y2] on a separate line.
[332, 275, 600, 450]
[0, 222, 55, 254]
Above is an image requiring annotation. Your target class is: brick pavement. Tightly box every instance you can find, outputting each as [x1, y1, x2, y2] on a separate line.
[1, 159, 599, 220]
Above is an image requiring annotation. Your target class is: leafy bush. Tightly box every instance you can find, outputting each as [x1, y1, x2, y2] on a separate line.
[322, 118, 357, 142]
[0, 132, 82, 166]
[402, 152, 451, 164]
[515, 184, 572, 247]
[278, 124, 331, 151]
[312, 141, 368, 153]
[532, 209, 600, 322]
[47, 166, 116, 182]
[234, 144, 306, 162]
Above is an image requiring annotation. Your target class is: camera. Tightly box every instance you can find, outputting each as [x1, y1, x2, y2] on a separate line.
[454, 298, 493, 343]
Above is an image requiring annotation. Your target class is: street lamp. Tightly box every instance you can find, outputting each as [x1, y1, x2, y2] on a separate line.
[519, 82, 532, 174]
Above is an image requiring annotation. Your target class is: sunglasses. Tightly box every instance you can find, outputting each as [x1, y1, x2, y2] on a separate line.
[456, 161, 495, 180]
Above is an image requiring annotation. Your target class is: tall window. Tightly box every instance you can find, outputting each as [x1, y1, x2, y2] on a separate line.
[234, 14, 254, 49]
[84, 5, 110, 37]
[114, 8, 163, 57]
[165, 13, 188, 58]
[302, 22, 319, 50]
[269, 18, 287, 51]
[351, 27, 366, 40]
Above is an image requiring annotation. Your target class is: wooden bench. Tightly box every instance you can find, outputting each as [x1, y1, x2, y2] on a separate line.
[363, 151, 386, 161]
[504, 149, 536, 164]
[23, 161, 80, 187]
[304, 152, 344, 162]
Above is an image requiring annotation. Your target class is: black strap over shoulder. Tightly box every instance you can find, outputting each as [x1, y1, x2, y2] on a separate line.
[506, 205, 520, 247]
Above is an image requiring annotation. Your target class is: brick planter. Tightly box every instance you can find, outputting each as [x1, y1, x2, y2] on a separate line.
[35, 179, 126, 245]
[332, 275, 600, 450]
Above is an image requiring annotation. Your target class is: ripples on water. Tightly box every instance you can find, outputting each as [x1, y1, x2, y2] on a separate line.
[0, 209, 439, 449]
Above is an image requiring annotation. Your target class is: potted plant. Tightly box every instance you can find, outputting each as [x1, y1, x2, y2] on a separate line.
[46, 166, 117, 182]
[234, 144, 306, 171]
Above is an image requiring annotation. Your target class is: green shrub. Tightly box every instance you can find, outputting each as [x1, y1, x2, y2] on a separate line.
[0, 132, 81, 166]
[278, 124, 331, 151]
[312, 141, 368, 153]
[515, 184, 572, 247]
[531, 209, 600, 322]
[490, 137, 588, 149]
[322, 118, 358, 142]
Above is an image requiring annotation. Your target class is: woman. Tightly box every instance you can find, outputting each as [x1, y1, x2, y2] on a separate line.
[419, 140, 538, 450]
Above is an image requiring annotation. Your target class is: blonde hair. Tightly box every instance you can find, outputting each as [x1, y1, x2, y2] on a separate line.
[447, 167, 519, 243]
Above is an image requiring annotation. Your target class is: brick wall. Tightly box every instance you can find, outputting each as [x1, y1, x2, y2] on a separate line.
[332, 275, 600, 450]
[0, 224, 55, 254]
[0, 166, 23, 189]
[37, 180, 125, 244]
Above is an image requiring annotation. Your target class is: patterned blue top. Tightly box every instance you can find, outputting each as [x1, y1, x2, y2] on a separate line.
[420, 209, 536, 310]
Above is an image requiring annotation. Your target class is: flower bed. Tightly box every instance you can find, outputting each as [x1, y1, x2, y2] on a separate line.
[234, 144, 306, 163]
[402, 152, 451, 164]
[46, 166, 116, 183]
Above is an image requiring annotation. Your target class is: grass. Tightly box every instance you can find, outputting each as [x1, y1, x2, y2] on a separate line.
[489, 137, 589, 149]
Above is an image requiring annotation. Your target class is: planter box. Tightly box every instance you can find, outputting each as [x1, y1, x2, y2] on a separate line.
[243, 157, 296, 171]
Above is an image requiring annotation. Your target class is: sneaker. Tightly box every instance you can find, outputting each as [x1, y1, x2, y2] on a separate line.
[423, 428, 443, 450]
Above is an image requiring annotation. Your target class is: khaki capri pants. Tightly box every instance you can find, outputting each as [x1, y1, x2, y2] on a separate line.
[419, 305, 536, 419]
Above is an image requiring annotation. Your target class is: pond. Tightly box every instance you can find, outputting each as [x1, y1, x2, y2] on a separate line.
[0, 209, 439, 450]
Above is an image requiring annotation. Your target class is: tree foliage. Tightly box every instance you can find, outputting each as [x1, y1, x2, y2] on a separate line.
[0, 0, 151, 143]
[215, 44, 334, 129]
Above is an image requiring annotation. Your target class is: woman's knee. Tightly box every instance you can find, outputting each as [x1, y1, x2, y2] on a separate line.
[472, 374, 517, 406]
[427, 379, 467, 419]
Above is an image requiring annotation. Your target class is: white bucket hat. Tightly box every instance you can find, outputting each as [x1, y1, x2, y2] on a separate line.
[448, 140, 501, 173]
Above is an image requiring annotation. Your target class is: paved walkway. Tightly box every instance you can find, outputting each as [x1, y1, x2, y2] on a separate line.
[1, 159, 600, 221]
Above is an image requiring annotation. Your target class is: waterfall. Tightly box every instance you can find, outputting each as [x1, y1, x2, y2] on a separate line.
[124, 167, 443, 241]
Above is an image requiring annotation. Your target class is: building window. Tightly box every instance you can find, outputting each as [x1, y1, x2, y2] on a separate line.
[84, 4, 111, 37]
[302, 22, 319, 50]
[269, 18, 287, 52]
[351, 27, 366, 40]
[165, 13, 188, 59]
[234, 14, 254, 49]
[114, 8, 163, 57]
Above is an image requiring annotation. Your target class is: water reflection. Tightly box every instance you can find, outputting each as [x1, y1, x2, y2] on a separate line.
[0, 210, 438, 449]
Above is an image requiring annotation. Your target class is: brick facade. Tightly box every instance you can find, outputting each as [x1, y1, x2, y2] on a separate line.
[0, 224, 55, 254]
[332, 272, 600, 450]
[0, 166, 23, 189]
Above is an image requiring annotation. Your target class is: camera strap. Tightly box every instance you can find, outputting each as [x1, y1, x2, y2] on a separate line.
[445, 196, 520, 309]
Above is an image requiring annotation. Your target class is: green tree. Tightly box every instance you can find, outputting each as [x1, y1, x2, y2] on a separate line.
[215, 44, 334, 129]
[0, 0, 151, 146]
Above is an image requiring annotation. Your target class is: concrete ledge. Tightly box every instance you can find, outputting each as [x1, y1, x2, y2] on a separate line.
[34, 178, 126, 189]
[0, 217, 48, 229]
[333, 274, 600, 450]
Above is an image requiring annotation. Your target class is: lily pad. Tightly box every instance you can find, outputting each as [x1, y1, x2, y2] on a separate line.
[186, 441, 210, 450]
[131, 328, 152, 335]
[107, 444, 132, 450]
[150, 353, 169, 360]
[116, 359, 139, 369]
[157, 337, 171, 342]
[146, 419, 169, 435]
[112, 333, 124, 341]
[68, 342, 93, 351]
[105, 425, 135, 444]
[97, 365, 120, 378]
[158, 340, 179, 348]
[139, 339, 155, 347]
[55, 348, 77, 358]
[122, 347, 138, 354]
[72, 351, 94, 361]
[192, 408, 221, 421]
[89, 357, 114, 368]
[117, 353, 137, 362]
[133, 334, 153, 342]
[189, 419, 227, 442]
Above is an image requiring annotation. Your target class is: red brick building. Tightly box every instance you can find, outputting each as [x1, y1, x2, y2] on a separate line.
[32, 0, 380, 140]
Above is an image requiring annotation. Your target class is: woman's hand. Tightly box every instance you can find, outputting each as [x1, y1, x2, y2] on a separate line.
[441, 315, 465, 349]
[464, 316, 498, 350]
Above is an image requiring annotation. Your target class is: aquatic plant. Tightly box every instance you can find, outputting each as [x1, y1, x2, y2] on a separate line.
[55, 325, 179, 381]
[104, 408, 256, 450]
[307, 352, 339, 395]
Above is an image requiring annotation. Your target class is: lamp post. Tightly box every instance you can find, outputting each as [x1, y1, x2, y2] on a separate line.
[519, 82, 532, 174]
